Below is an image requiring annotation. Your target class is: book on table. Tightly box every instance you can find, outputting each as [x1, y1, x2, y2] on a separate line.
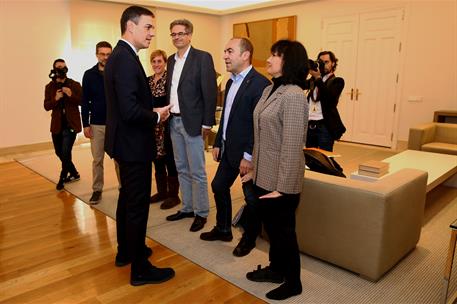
[358, 160, 389, 173]
[357, 169, 389, 178]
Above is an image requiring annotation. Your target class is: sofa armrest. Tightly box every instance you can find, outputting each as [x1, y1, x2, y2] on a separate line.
[408, 123, 436, 150]
[296, 168, 427, 281]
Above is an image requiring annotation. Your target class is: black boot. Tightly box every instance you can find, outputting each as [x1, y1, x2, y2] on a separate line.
[56, 170, 66, 191]
[160, 176, 181, 209]
[150, 173, 168, 203]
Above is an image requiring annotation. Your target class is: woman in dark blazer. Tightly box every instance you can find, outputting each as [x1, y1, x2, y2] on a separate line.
[242, 40, 309, 300]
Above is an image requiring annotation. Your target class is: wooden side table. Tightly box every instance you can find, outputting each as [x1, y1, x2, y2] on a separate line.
[442, 219, 457, 304]
[434, 110, 457, 124]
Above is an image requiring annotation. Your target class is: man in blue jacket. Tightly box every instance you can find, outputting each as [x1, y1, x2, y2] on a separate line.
[81, 41, 118, 204]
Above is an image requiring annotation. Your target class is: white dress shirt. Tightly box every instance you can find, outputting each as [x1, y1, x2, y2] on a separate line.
[309, 73, 333, 121]
[169, 46, 191, 114]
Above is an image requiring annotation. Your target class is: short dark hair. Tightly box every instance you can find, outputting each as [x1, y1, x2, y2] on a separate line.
[235, 37, 253, 64]
[270, 39, 309, 87]
[53, 58, 65, 69]
[170, 19, 193, 34]
[318, 50, 338, 71]
[120, 6, 154, 34]
[96, 41, 112, 54]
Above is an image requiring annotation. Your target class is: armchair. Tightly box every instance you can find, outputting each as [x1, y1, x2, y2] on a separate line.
[408, 122, 457, 155]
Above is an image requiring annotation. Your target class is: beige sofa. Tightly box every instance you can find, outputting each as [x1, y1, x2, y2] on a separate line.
[296, 168, 428, 281]
[408, 122, 457, 155]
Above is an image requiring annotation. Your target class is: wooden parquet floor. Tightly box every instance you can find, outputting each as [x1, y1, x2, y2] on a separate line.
[0, 161, 264, 304]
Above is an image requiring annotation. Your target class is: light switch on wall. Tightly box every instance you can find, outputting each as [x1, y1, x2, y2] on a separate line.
[407, 96, 423, 102]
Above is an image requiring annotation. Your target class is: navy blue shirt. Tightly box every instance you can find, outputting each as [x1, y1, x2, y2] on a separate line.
[81, 64, 107, 127]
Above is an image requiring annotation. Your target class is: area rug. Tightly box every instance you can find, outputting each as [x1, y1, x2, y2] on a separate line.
[17, 144, 457, 303]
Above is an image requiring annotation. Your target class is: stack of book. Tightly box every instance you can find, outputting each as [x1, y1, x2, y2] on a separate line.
[358, 160, 389, 178]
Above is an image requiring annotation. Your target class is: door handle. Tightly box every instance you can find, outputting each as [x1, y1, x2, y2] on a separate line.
[355, 89, 362, 101]
[346, 88, 354, 100]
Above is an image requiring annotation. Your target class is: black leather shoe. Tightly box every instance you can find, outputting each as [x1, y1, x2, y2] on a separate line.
[150, 192, 167, 204]
[266, 282, 302, 300]
[246, 265, 284, 283]
[233, 237, 256, 257]
[166, 211, 194, 221]
[200, 227, 233, 242]
[65, 172, 80, 183]
[160, 196, 181, 209]
[190, 215, 207, 232]
[89, 191, 102, 204]
[56, 178, 65, 191]
[115, 246, 153, 267]
[130, 264, 175, 286]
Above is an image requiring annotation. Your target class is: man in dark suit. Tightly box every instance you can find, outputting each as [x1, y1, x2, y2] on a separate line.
[306, 50, 346, 152]
[199, 38, 270, 257]
[104, 5, 174, 286]
[164, 19, 217, 233]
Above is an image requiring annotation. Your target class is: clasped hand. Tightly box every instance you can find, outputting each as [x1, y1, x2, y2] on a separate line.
[154, 104, 172, 122]
[55, 87, 72, 101]
[240, 171, 282, 199]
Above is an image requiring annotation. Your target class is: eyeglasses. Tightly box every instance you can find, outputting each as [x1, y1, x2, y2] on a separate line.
[170, 32, 189, 38]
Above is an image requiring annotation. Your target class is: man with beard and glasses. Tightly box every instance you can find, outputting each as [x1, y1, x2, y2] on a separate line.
[81, 41, 120, 204]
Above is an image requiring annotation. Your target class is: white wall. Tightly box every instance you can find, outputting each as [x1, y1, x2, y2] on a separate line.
[0, 0, 72, 148]
[0, 0, 221, 149]
[153, 7, 223, 73]
[0, 0, 455, 148]
[221, 0, 457, 141]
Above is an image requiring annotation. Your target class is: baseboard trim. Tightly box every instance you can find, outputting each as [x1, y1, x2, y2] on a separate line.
[0, 138, 89, 157]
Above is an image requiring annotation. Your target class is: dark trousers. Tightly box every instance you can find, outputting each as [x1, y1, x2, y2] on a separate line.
[211, 152, 239, 232]
[255, 184, 301, 286]
[306, 121, 335, 152]
[51, 128, 77, 179]
[116, 160, 152, 272]
[240, 180, 262, 245]
[153, 129, 178, 178]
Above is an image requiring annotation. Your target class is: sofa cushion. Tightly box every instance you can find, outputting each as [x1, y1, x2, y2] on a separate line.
[422, 142, 457, 155]
[434, 123, 457, 143]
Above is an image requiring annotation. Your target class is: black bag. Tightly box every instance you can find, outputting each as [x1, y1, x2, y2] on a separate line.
[303, 149, 346, 177]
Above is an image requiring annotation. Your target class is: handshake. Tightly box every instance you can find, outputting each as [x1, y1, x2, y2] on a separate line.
[154, 104, 172, 122]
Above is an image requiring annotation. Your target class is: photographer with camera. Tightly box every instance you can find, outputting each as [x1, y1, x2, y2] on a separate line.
[306, 51, 346, 152]
[44, 59, 82, 190]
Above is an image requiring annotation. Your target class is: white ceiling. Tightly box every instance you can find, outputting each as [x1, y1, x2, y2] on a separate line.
[154, 0, 272, 11]
[99, 0, 305, 15]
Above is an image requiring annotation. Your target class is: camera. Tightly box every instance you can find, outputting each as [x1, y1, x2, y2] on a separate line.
[49, 66, 68, 80]
[308, 59, 325, 73]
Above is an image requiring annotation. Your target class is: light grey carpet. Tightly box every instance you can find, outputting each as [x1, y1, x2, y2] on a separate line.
[16, 143, 457, 303]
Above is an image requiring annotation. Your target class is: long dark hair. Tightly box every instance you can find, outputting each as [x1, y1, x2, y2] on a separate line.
[270, 40, 309, 88]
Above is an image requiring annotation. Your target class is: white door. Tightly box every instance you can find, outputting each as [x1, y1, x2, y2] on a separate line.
[322, 15, 359, 141]
[322, 9, 403, 147]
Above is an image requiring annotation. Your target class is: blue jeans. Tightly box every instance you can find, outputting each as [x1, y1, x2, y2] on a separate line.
[306, 122, 335, 152]
[169, 117, 209, 217]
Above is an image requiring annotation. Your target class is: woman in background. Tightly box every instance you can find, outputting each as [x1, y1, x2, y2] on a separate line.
[242, 40, 309, 300]
[148, 50, 180, 209]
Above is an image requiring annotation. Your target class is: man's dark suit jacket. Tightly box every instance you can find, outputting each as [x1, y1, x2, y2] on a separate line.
[308, 74, 346, 140]
[104, 40, 158, 162]
[214, 68, 270, 168]
[166, 46, 217, 137]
